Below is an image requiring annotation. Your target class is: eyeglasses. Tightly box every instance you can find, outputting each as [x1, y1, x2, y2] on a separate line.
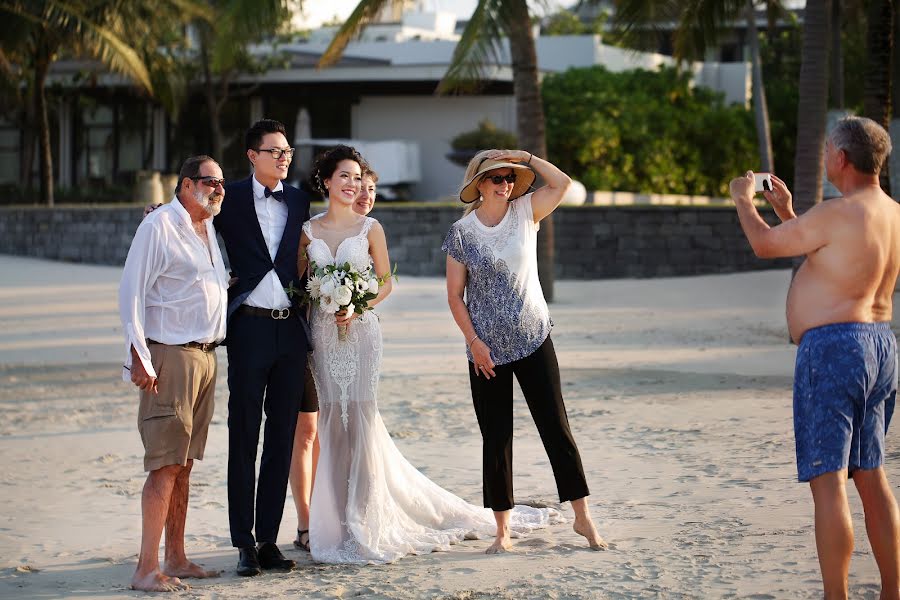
[191, 176, 225, 188]
[483, 173, 517, 185]
[255, 147, 295, 159]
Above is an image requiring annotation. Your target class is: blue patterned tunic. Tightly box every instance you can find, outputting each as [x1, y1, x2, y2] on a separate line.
[442, 194, 552, 366]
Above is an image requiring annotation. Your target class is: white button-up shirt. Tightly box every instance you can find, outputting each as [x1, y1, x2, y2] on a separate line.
[244, 175, 291, 310]
[119, 197, 228, 382]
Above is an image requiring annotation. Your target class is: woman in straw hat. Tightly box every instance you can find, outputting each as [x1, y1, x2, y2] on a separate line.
[443, 149, 607, 553]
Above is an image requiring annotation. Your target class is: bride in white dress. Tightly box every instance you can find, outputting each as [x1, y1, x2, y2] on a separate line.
[299, 146, 559, 564]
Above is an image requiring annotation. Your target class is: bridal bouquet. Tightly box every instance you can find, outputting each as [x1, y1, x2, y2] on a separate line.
[304, 260, 392, 340]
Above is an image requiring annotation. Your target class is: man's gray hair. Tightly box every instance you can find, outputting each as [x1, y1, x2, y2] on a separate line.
[175, 155, 218, 195]
[828, 116, 892, 175]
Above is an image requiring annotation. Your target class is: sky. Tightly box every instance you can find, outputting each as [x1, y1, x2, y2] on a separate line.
[296, 0, 572, 29]
[297, 1, 808, 30]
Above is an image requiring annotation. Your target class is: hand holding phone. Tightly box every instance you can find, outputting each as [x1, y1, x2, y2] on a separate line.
[753, 173, 773, 194]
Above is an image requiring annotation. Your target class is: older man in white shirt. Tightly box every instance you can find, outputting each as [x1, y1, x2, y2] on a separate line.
[119, 155, 228, 593]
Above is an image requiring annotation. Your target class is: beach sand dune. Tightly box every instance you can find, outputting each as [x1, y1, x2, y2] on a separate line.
[0, 256, 895, 598]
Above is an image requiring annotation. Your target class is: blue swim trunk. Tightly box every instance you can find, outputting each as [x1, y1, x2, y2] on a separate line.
[793, 322, 897, 482]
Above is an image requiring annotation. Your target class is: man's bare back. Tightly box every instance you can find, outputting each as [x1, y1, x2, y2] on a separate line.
[787, 188, 900, 343]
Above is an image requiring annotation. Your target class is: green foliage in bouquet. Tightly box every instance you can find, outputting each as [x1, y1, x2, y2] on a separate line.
[287, 261, 398, 316]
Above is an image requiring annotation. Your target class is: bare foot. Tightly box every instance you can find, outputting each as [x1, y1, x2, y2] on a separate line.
[131, 569, 190, 592]
[573, 517, 608, 550]
[163, 559, 221, 579]
[485, 536, 513, 554]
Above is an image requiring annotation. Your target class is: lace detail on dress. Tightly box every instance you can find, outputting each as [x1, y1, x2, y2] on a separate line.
[306, 216, 380, 431]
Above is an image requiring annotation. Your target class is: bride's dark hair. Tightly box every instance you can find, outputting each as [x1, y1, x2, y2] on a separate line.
[310, 145, 368, 196]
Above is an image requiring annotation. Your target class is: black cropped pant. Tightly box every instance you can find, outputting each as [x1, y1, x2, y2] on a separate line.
[468, 336, 589, 512]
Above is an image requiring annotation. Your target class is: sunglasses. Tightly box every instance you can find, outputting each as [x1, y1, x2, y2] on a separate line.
[483, 173, 517, 185]
[192, 176, 225, 188]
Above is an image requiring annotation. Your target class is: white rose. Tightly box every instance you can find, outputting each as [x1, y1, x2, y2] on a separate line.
[320, 278, 335, 298]
[333, 284, 352, 306]
[345, 303, 355, 315]
[319, 293, 334, 311]
[367, 278, 379, 295]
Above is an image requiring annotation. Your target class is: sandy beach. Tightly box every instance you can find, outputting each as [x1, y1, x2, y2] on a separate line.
[0, 254, 897, 599]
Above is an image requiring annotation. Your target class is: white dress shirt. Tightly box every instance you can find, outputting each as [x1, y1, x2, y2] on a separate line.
[244, 175, 292, 310]
[119, 197, 228, 382]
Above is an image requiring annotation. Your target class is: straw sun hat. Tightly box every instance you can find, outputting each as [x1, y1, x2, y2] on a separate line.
[459, 158, 536, 203]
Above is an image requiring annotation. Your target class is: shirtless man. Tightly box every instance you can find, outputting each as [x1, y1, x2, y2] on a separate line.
[730, 116, 900, 600]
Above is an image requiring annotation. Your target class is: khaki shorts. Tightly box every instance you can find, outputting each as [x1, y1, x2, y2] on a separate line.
[137, 343, 217, 472]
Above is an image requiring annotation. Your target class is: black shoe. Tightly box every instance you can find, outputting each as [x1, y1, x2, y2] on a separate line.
[236, 546, 261, 577]
[257, 542, 296, 571]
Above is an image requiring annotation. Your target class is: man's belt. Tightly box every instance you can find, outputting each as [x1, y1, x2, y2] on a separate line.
[238, 305, 293, 320]
[146, 338, 220, 352]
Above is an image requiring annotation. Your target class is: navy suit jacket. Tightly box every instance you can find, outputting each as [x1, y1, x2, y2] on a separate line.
[215, 176, 312, 346]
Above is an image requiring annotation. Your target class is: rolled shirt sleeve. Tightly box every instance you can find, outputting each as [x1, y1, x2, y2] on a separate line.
[118, 221, 165, 382]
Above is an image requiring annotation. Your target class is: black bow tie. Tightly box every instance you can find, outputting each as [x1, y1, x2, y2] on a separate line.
[264, 187, 284, 201]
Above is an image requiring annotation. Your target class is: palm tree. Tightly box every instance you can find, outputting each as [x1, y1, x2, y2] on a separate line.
[318, 0, 559, 300]
[862, 0, 892, 194]
[890, 0, 900, 200]
[612, 0, 779, 173]
[191, 0, 293, 161]
[0, 0, 157, 206]
[791, 0, 829, 218]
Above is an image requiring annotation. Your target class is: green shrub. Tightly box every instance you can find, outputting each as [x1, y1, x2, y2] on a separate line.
[542, 65, 758, 196]
[450, 119, 517, 151]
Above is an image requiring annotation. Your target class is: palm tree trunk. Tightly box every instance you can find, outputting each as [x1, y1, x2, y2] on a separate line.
[830, 0, 843, 108]
[890, 0, 900, 201]
[34, 57, 54, 206]
[20, 93, 36, 190]
[792, 0, 830, 221]
[863, 0, 893, 194]
[206, 86, 225, 160]
[747, 0, 773, 172]
[507, 0, 555, 301]
[198, 29, 225, 161]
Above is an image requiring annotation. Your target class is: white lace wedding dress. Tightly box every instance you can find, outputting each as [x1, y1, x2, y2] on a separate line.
[303, 215, 561, 564]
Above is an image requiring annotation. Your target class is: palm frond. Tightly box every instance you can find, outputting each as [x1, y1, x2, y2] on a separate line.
[436, 0, 507, 94]
[611, 0, 683, 49]
[317, 0, 394, 68]
[1, 0, 153, 91]
[673, 0, 745, 59]
[211, 0, 292, 72]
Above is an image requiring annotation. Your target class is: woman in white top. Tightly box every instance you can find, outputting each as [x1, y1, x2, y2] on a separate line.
[443, 149, 607, 553]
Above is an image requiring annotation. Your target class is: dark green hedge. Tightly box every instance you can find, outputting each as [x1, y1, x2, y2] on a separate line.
[543, 66, 758, 196]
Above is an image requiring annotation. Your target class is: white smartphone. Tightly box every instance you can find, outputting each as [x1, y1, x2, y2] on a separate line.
[754, 173, 773, 193]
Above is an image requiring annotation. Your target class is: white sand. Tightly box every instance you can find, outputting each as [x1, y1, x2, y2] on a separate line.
[0, 255, 897, 598]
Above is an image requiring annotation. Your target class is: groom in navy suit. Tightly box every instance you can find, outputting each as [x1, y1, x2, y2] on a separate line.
[214, 119, 314, 576]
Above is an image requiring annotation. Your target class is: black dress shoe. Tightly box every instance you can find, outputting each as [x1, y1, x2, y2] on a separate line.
[257, 542, 296, 571]
[237, 546, 261, 577]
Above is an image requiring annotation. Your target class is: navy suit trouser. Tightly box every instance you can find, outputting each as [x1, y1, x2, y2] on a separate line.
[226, 311, 308, 548]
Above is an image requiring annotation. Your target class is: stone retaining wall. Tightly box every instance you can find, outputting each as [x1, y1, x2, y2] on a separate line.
[0, 204, 791, 278]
